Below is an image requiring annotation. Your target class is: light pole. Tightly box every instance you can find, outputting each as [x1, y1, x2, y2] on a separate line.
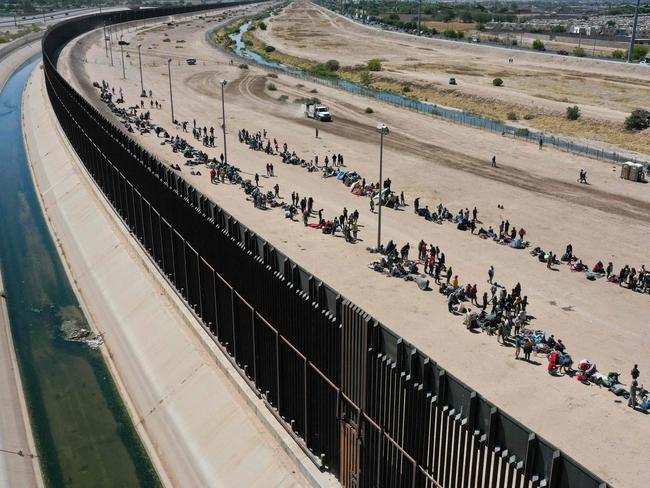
[108, 26, 114, 66]
[376, 123, 389, 249]
[627, 0, 642, 63]
[119, 36, 126, 79]
[168, 59, 175, 124]
[220, 79, 228, 164]
[138, 44, 145, 96]
[103, 22, 108, 58]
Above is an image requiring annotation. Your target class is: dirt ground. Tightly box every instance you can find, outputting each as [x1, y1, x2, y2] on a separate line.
[59, 5, 650, 487]
[251, 1, 650, 155]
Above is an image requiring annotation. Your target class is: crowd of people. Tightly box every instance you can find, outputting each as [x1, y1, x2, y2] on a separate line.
[95, 82, 648, 413]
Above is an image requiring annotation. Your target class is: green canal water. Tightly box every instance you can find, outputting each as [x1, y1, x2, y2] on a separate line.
[0, 58, 160, 487]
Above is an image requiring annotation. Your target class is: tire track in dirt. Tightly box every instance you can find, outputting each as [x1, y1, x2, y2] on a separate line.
[219, 59, 650, 223]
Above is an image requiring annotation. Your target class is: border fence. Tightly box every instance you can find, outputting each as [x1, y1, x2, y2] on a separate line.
[42, 4, 609, 488]
[211, 18, 648, 169]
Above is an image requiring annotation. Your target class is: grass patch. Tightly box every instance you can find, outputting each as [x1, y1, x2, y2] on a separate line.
[0, 24, 41, 44]
[294, 96, 321, 104]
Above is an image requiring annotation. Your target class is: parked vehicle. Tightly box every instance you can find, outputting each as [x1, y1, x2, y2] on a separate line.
[303, 103, 332, 121]
[557, 50, 569, 55]
[186, 58, 197, 65]
[118, 40, 130, 46]
[449, 78, 457, 85]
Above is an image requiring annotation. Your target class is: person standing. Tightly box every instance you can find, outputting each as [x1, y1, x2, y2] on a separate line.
[488, 265, 494, 284]
[491, 155, 497, 167]
[629, 380, 639, 408]
[254, 173, 260, 187]
[539, 138, 543, 150]
[315, 127, 319, 138]
[632, 364, 640, 381]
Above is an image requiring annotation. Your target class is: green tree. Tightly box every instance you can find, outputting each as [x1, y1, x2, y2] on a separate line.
[611, 49, 625, 59]
[367, 59, 382, 71]
[532, 39, 545, 50]
[461, 10, 473, 23]
[566, 105, 581, 120]
[493, 78, 504, 86]
[325, 59, 340, 71]
[630, 44, 649, 61]
[443, 28, 458, 39]
[258, 21, 267, 30]
[624, 109, 650, 131]
[359, 71, 372, 85]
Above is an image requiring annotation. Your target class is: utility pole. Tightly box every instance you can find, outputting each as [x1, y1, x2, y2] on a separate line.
[103, 23, 108, 58]
[417, 0, 422, 35]
[138, 44, 145, 96]
[108, 27, 114, 66]
[119, 37, 126, 79]
[167, 59, 175, 124]
[375, 123, 389, 249]
[627, 0, 641, 63]
[220, 80, 228, 164]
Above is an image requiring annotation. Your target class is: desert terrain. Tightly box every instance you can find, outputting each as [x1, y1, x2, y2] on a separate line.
[58, 4, 650, 486]
[250, 1, 650, 155]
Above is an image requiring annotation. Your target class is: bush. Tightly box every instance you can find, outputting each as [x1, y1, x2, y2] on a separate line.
[523, 113, 535, 120]
[239, 63, 249, 69]
[264, 45, 275, 53]
[612, 49, 625, 59]
[294, 97, 321, 104]
[259, 21, 267, 30]
[566, 105, 581, 120]
[532, 39, 545, 51]
[624, 109, 650, 131]
[325, 59, 340, 71]
[492, 78, 504, 87]
[514, 128, 530, 137]
[359, 71, 372, 85]
[443, 28, 457, 39]
[507, 111, 517, 121]
[631, 44, 649, 61]
[310, 89, 318, 93]
[278, 94, 289, 102]
[367, 59, 382, 71]
[307, 63, 339, 78]
[402, 86, 411, 93]
[365, 107, 374, 113]
[296, 83, 304, 88]
[572, 47, 586, 57]
[267, 73, 278, 78]
[267, 83, 277, 91]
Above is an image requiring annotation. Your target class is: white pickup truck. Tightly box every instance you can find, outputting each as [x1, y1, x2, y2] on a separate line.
[303, 103, 332, 122]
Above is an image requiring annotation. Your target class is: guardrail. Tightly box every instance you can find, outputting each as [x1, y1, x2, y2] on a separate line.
[42, 4, 609, 488]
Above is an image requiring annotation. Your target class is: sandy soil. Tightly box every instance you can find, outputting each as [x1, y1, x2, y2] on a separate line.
[26, 17, 331, 485]
[251, 2, 650, 154]
[0, 39, 43, 488]
[59, 9, 650, 487]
